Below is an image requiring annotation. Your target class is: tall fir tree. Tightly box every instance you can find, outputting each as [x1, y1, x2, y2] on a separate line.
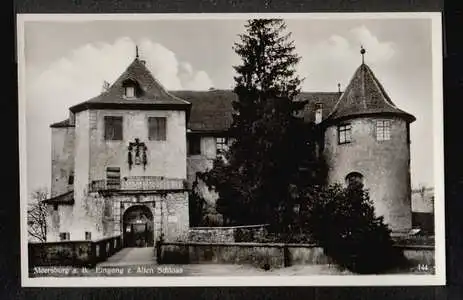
[200, 19, 321, 232]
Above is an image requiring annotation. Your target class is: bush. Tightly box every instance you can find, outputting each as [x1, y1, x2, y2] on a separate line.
[303, 182, 408, 274]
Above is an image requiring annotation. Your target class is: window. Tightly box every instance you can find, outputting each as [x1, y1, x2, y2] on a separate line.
[106, 167, 121, 190]
[338, 124, 352, 144]
[148, 117, 167, 141]
[85, 231, 92, 241]
[125, 86, 135, 98]
[345, 172, 364, 187]
[59, 232, 70, 241]
[53, 204, 58, 211]
[188, 135, 201, 155]
[104, 116, 123, 140]
[376, 120, 391, 141]
[216, 137, 228, 156]
[68, 173, 74, 185]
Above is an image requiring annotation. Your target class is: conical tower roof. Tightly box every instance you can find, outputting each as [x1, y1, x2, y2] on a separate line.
[325, 62, 415, 124]
[70, 55, 190, 113]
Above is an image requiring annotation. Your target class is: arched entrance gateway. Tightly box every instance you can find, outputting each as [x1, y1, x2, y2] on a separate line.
[122, 205, 154, 247]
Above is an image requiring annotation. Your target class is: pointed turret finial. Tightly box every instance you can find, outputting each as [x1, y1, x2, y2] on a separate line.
[360, 45, 366, 64]
[136, 45, 139, 59]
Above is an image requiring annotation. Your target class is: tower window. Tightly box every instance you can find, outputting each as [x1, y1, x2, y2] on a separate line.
[338, 124, 352, 144]
[376, 120, 391, 141]
[104, 116, 123, 140]
[85, 231, 92, 241]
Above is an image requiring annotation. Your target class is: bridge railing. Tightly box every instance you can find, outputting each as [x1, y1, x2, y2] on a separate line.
[28, 235, 123, 269]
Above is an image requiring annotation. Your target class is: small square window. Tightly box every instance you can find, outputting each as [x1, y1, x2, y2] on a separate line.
[85, 231, 92, 241]
[376, 120, 391, 141]
[338, 124, 352, 144]
[188, 135, 201, 155]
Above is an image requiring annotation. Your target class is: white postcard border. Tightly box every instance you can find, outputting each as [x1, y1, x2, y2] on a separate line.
[17, 12, 445, 287]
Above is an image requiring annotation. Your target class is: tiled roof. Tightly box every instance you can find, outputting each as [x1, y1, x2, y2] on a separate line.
[69, 58, 191, 113]
[171, 90, 340, 132]
[171, 90, 235, 132]
[42, 190, 74, 205]
[325, 63, 416, 123]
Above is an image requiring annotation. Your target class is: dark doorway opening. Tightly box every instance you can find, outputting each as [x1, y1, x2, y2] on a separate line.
[122, 205, 154, 247]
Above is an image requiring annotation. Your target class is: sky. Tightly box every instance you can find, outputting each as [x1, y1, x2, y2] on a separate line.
[21, 16, 438, 195]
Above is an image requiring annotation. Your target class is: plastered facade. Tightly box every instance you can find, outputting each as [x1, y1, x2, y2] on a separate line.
[323, 117, 412, 231]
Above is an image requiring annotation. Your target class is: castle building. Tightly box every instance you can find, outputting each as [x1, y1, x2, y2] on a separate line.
[43, 48, 416, 244]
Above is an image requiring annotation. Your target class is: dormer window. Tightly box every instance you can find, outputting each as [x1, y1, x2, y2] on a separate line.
[125, 86, 135, 98]
[122, 79, 141, 99]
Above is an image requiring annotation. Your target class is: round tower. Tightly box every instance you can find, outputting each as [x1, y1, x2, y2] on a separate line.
[322, 49, 416, 233]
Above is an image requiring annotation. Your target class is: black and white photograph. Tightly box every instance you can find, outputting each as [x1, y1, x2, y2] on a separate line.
[17, 13, 445, 286]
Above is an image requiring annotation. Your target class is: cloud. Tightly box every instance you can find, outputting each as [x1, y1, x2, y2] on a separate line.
[25, 37, 214, 192]
[298, 26, 396, 92]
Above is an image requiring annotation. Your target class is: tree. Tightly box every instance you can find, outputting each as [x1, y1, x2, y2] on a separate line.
[201, 19, 320, 232]
[302, 182, 407, 274]
[188, 177, 207, 227]
[27, 188, 49, 242]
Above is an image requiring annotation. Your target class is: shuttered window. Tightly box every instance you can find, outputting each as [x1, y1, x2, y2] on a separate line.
[104, 116, 123, 140]
[106, 167, 121, 190]
[148, 117, 167, 141]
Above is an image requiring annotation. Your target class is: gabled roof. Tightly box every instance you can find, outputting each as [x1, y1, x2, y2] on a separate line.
[69, 58, 191, 113]
[325, 63, 416, 124]
[42, 190, 74, 205]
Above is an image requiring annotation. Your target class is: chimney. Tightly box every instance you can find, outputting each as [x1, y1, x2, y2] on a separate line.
[69, 110, 75, 125]
[338, 83, 342, 94]
[315, 103, 323, 124]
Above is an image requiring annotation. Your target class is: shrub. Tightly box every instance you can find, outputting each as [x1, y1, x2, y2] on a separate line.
[303, 182, 408, 274]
